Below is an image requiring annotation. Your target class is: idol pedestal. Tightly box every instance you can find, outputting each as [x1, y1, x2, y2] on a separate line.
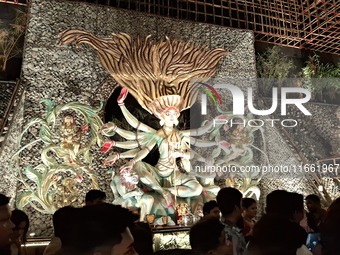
[23, 226, 192, 254]
[152, 226, 191, 251]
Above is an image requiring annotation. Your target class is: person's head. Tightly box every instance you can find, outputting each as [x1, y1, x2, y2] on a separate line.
[290, 192, 304, 223]
[53, 206, 80, 245]
[129, 222, 153, 255]
[326, 197, 340, 213]
[160, 107, 180, 127]
[320, 197, 340, 255]
[216, 187, 243, 220]
[265, 190, 292, 217]
[242, 198, 257, 219]
[10, 209, 29, 243]
[190, 217, 232, 255]
[64, 203, 139, 255]
[305, 194, 321, 213]
[85, 190, 106, 206]
[0, 194, 15, 247]
[203, 201, 220, 219]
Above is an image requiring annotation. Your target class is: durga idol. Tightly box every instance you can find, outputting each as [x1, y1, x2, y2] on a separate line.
[59, 30, 228, 212]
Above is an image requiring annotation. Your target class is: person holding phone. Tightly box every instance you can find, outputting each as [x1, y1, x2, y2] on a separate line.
[246, 190, 309, 255]
[305, 233, 321, 255]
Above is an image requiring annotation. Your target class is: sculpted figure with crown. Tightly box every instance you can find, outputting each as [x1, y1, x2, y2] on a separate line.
[59, 30, 232, 219]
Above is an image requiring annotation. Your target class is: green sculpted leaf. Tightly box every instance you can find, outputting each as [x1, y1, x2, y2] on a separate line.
[40, 99, 55, 113]
[47, 192, 55, 206]
[46, 111, 56, 125]
[208, 128, 220, 141]
[211, 147, 221, 158]
[96, 135, 103, 147]
[40, 125, 53, 144]
[83, 150, 92, 164]
[16, 191, 33, 209]
[24, 166, 41, 185]
[240, 149, 253, 165]
[35, 164, 48, 175]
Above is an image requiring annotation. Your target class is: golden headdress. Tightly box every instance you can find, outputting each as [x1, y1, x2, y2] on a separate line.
[59, 30, 228, 117]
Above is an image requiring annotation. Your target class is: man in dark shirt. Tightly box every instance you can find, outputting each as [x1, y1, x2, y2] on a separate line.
[305, 194, 326, 232]
[246, 190, 308, 255]
[217, 187, 246, 255]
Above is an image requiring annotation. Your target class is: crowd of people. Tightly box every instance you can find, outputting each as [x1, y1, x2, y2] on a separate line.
[0, 188, 339, 255]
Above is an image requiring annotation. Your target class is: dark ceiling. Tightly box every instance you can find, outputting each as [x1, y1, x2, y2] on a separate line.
[1, 0, 340, 55]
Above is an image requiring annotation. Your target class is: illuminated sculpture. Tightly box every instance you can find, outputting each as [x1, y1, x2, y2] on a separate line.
[59, 114, 82, 163]
[13, 100, 103, 213]
[59, 30, 266, 219]
[59, 30, 233, 216]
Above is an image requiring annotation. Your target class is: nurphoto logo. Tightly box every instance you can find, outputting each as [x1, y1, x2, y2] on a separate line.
[197, 81, 312, 128]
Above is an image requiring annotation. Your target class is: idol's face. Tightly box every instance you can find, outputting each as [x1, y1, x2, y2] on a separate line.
[161, 109, 179, 127]
[64, 115, 74, 126]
